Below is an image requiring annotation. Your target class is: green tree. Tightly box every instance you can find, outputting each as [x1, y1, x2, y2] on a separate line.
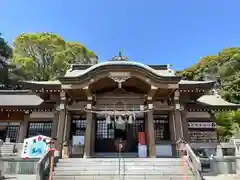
[0, 33, 15, 89]
[12, 32, 98, 81]
[177, 47, 240, 141]
[0, 33, 12, 58]
[178, 47, 240, 104]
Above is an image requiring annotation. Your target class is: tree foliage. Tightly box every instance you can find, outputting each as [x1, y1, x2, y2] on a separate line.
[0, 33, 14, 89]
[0, 33, 12, 59]
[12, 33, 98, 81]
[177, 47, 240, 141]
[178, 47, 240, 104]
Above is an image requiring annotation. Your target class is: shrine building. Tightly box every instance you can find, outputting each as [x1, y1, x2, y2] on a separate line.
[0, 55, 239, 158]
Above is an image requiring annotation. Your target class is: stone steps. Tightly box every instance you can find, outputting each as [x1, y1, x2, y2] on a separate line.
[52, 158, 195, 180]
[58, 158, 183, 162]
[56, 162, 187, 167]
[0, 143, 14, 156]
[52, 175, 196, 180]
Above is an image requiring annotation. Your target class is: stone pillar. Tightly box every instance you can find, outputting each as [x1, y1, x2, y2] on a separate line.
[232, 138, 240, 175]
[84, 110, 93, 158]
[17, 113, 29, 142]
[147, 110, 156, 157]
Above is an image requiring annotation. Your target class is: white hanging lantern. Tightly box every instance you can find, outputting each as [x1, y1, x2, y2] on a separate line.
[140, 105, 144, 111]
[106, 115, 111, 124]
[128, 115, 133, 124]
[132, 112, 136, 120]
[117, 116, 125, 124]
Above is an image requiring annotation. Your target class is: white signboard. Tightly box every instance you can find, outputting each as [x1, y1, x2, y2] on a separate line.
[21, 135, 51, 158]
[156, 145, 172, 157]
[72, 136, 85, 146]
[188, 122, 216, 129]
[138, 145, 147, 158]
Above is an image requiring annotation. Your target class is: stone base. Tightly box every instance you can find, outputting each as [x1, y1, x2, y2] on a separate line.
[236, 159, 240, 175]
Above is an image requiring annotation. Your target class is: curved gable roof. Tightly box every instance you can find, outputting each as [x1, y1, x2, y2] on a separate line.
[59, 61, 181, 83]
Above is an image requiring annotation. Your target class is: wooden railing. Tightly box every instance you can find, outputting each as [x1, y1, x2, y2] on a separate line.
[185, 143, 204, 180]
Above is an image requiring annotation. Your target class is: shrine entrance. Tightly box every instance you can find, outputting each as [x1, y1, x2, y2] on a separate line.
[94, 113, 145, 156]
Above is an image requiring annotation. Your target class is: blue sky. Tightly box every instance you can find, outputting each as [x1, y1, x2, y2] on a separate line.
[1, 0, 240, 70]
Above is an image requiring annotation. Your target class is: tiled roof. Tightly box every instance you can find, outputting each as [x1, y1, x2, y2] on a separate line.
[197, 94, 240, 107]
[64, 61, 177, 78]
[179, 80, 215, 85]
[0, 94, 43, 106]
[22, 80, 61, 85]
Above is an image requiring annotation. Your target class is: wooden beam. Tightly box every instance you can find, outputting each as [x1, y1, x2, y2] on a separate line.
[147, 85, 158, 99]
[83, 86, 92, 100]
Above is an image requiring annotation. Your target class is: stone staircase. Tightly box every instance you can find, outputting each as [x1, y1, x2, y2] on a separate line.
[52, 158, 196, 180]
[0, 143, 15, 156]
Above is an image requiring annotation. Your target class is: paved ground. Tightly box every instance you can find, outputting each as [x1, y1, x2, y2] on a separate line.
[3, 174, 36, 180]
[2, 174, 240, 180]
[204, 174, 240, 180]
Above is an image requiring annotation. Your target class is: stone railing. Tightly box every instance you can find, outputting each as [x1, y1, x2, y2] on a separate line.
[209, 156, 239, 175]
[1, 158, 39, 174]
[0, 140, 3, 179]
[36, 140, 61, 180]
[185, 143, 204, 180]
[0, 142, 23, 157]
[0, 158, 3, 179]
[36, 151, 50, 180]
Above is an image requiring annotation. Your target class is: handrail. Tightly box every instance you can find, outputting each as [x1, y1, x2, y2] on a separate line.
[118, 145, 121, 179]
[36, 139, 61, 180]
[118, 142, 126, 180]
[36, 151, 51, 180]
[185, 143, 204, 180]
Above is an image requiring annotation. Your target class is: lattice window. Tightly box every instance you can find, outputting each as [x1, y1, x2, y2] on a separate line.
[96, 115, 114, 139]
[71, 114, 86, 137]
[27, 121, 52, 138]
[154, 114, 170, 142]
[6, 124, 20, 142]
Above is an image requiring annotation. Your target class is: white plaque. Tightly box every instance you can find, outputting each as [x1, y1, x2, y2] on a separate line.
[21, 135, 51, 158]
[156, 145, 172, 157]
[138, 145, 147, 158]
[72, 136, 85, 145]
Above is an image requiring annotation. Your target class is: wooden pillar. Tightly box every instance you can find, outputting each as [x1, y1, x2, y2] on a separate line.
[169, 111, 177, 155]
[17, 113, 29, 142]
[147, 110, 156, 157]
[181, 110, 189, 142]
[174, 110, 184, 141]
[84, 110, 93, 158]
[56, 91, 66, 153]
[51, 111, 58, 139]
[57, 110, 65, 151]
[173, 90, 183, 141]
[64, 113, 71, 142]
[90, 114, 96, 156]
